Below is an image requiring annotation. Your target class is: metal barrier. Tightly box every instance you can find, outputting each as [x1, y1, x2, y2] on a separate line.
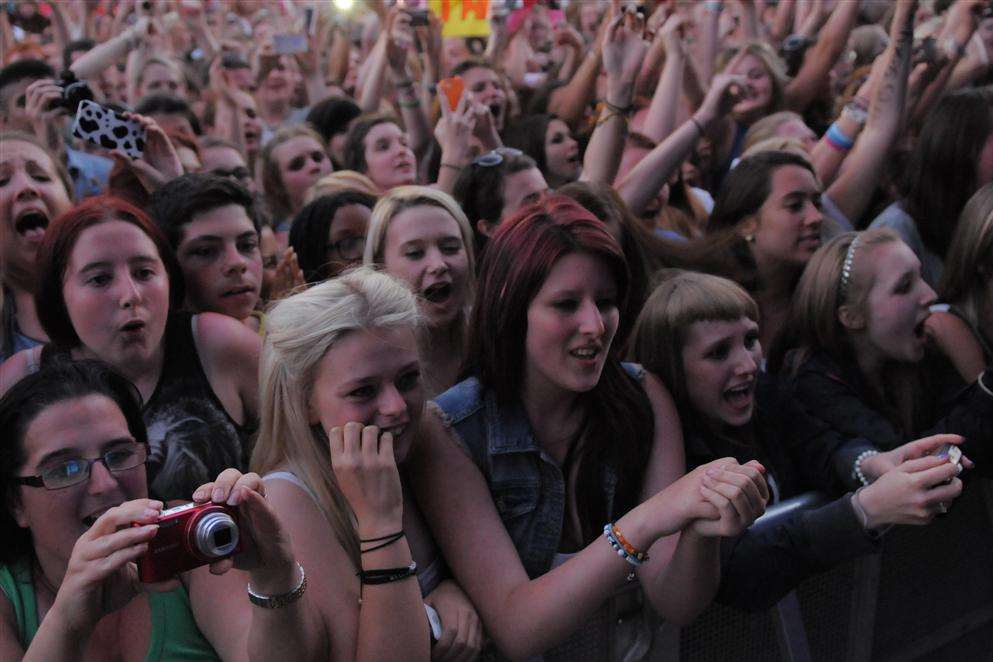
[664, 479, 993, 662]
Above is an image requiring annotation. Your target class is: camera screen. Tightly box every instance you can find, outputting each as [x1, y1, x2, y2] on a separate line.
[214, 528, 232, 548]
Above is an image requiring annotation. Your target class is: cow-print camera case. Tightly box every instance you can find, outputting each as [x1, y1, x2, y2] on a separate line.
[72, 99, 146, 159]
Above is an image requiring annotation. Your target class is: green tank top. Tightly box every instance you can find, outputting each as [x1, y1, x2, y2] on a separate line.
[0, 561, 220, 661]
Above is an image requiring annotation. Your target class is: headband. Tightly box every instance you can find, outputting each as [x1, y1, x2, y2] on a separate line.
[839, 234, 862, 299]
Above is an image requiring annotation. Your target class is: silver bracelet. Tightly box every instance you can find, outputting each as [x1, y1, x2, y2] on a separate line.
[852, 449, 879, 487]
[247, 563, 306, 609]
[978, 371, 993, 399]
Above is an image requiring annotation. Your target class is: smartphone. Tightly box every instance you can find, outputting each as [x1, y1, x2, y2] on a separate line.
[273, 33, 308, 55]
[438, 76, 464, 112]
[408, 9, 429, 27]
[72, 99, 146, 160]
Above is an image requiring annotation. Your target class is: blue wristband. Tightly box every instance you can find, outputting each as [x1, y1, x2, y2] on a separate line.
[826, 122, 855, 150]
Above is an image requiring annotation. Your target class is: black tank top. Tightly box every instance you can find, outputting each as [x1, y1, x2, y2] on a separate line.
[43, 313, 253, 501]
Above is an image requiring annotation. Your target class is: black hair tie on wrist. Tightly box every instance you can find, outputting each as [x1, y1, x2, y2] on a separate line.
[357, 561, 418, 585]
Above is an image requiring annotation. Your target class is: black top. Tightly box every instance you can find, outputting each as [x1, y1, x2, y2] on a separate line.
[44, 313, 253, 501]
[788, 349, 993, 491]
[683, 374, 880, 612]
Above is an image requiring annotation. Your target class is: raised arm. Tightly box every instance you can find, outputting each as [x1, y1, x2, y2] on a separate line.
[617, 73, 743, 216]
[580, 6, 648, 185]
[784, 0, 860, 112]
[826, 0, 915, 226]
[640, 15, 690, 145]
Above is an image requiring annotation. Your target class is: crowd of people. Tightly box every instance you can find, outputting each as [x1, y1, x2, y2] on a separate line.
[0, 0, 991, 659]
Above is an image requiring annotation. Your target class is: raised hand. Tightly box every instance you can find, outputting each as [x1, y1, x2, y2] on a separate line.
[696, 72, 749, 126]
[602, 3, 650, 95]
[329, 422, 404, 539]
[435, 90, 477, 167]
[267, 247, 306, 300]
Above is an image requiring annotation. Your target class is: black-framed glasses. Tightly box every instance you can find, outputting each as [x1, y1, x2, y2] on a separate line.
[15, 442, 149, 490]
[472, 147, 523, 168]
[327, 236, 365, 261]
[211, 166, 251, 182]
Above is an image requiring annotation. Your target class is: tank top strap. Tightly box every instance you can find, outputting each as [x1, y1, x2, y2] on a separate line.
[0, 561, 38, 648]
[146, 585, 220, 661]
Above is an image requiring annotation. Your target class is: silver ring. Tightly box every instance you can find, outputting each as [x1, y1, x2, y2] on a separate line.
[937, 502, 948, 514]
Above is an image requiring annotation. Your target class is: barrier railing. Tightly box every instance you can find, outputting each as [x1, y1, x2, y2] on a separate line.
[656, 478, 993, 661]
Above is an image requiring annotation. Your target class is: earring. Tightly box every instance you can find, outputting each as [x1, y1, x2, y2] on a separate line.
[744, 234, 754, 243]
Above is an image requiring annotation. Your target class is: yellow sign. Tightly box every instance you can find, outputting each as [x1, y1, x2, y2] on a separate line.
[429, 0, 491, 38]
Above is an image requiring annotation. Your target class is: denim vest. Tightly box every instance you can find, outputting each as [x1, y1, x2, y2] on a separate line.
[431, 363, 645, 580]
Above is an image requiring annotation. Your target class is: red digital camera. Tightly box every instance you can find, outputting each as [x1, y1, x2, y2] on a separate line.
[136, 501, 242, 583]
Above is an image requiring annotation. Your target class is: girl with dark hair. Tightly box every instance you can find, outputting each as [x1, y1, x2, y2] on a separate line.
[772, 229, 993, 493]
[629, 270, 966, 611]
[869, 88, 993, 286]
[289, 190, 376, 284]
[0, 132, 72, 363]
[686, 150, 824, 349]
[503, 113, 581, 187]
[0, 196, 260, 503]
[0, 359, 305, 660]
[260, 125, 332, 234]
[342, 114, 417, 193]
[409, 196, 769, 659]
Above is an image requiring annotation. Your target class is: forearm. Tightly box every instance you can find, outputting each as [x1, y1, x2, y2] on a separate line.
[358, 38, 388, 113]
[356, 540, 430, 662]
[616, 114, 703, 215]
[70, 29, 137, 81]
[548, 49, 602, 130]
[695, 7, 720, 85]
[246, 566, 322, 662]
[715, 496, 878, 612]
[642, 49, 686, 144]
[785, 0, 859, 112]
[22, 604, 92, 662]
[640, 530, 720, 625]
[769, 0, 795, 45]
[579, 80, 634, 185]
[327, 29, 351, 88]
[636, 36, 667, 100]
[395, 83, 431, 158]
[826, 10, 912, 223]
[738, 1, 761, 41]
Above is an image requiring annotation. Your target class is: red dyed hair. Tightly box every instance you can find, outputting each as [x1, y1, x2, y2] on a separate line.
[35, 195, 185, 348]
[467, 195, 653, 539]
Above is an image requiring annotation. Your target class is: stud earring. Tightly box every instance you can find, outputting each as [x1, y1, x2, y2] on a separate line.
[744, 234, 754, 243]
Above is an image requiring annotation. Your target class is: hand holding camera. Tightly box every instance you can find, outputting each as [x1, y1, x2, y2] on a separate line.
[51, 499, 167, 634]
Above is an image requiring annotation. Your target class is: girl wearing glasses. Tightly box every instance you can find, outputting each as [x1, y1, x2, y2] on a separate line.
[289, 190, 377, 286]
[364, 187, 475, 397]
[0, 360, 304, 661]
[0, 196, 260, 504]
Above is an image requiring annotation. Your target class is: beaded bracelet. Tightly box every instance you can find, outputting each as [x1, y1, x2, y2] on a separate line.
[247, 563, 307, 609]
[852, 449, 880, 487]
[603, 523, 649, 569]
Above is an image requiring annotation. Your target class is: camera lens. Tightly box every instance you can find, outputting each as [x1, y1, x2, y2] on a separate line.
[195, 512, 239, 558]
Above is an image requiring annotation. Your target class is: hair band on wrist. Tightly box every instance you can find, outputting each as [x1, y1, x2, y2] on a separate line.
[440, 162, 464, 172]
[690, 116, 705, 136]
[826, 122, 855, 151]
[361, 531, 405, 554]
[247, 563, 307, 609]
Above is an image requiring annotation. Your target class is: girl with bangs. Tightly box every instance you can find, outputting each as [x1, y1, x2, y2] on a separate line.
[770, 229, 993, 495]
[409, 196, 770, 659]
[629, 270, 966, 611]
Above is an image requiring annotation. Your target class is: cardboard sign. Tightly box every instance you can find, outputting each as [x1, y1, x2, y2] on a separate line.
[429, 0, 491, 38]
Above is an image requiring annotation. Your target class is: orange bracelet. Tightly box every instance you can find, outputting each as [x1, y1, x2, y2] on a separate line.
[610, 524, 649, 563]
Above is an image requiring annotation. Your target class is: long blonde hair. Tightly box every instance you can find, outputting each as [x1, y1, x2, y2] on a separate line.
[939, 183, 993, 335]
[251, 267, 419, 566]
